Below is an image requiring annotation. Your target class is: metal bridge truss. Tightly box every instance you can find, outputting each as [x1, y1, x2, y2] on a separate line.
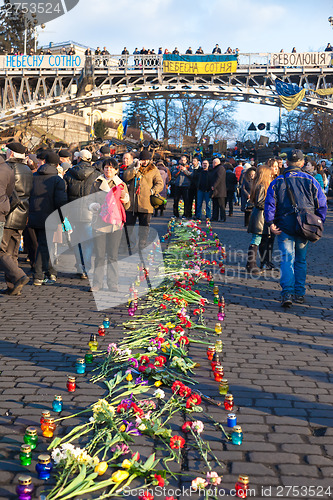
[1, 55, 333, 127]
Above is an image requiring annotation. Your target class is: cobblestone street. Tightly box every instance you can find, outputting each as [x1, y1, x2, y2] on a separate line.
[0, 204, 332, 499]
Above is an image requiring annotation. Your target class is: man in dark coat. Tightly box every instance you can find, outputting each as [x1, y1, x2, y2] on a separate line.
[29, 151, 67, 285]
[0, 155, 15, 279]
[225, 163, 238, 216]
[0, 142, 33, 295]
[211, 158, 227, 222]
[64, 149, 100, 278]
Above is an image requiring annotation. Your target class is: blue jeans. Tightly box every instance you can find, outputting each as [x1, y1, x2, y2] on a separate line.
[196, 190, 211, 219]
[0, 222, 4, 245]
[277, 231, 308, 296]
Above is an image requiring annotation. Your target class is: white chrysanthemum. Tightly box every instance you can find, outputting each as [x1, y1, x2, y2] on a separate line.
[153, 389, 165, 399]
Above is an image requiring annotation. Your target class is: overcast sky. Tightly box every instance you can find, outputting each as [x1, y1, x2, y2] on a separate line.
[37, 0, 333, 134]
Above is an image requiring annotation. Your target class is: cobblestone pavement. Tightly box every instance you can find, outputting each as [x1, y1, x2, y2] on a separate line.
[0, 203, 332, 500]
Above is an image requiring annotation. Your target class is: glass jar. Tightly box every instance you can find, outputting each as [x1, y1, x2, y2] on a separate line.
[41, 417, 56, 438]
[75, 358, 86, 374]
[89, 334, 98, 351]
[16, 474, 34, 500]
[232, 426, 243, 446]
[40, 410, 51, 425]
[214, 365, 224, 382]
[206, 345, 215, 361]
[218, 378, 229, 395]
[215, 340, 223, 353]
[103, 316, 110, 329]
[211, 352, 220, 371]
[35, 454, 53, 480]
[23, 427, 38, 450]
[215, 322, 222, 334]
[98, 325, 105, 336]
[19, 444, 32, 466]
[227, 413, 237, 428]
[213, 285, 219, 296]
[67, 375, 76, 392]
[52, 395, 63, 413]
[224, 393, 234, 411]
[214, 294, 219, 305]
[85, 350, 94, 364]
[235, 475, 249, 498]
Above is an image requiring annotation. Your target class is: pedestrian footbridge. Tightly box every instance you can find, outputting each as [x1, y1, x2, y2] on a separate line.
[1, 52, 333, 127]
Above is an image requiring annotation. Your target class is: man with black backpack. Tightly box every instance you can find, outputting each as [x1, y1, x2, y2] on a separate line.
[264, 149, 327, 308]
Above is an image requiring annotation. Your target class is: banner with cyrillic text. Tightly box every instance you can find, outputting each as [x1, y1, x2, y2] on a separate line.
[163, 54, 238, 74]
[0, 55, 84, 70]
[271, 52, 332, 67]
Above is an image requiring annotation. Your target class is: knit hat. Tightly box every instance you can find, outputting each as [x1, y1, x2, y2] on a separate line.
[287, 149, 304, 162]
[7, 142, 26, 154]
[139, 150, 152, 160]
[45, 151, 60, 165]
[59, 149, 71, 158]
[100, 145, 110, 154]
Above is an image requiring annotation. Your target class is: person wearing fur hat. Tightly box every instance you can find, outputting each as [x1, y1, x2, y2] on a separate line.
[123, 150, 163, 250]
[89, 158, 130, 292]
[0, 142, 33, 295]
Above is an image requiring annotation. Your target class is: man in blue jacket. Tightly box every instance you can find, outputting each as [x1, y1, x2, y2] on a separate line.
[264, 149, 327, 308]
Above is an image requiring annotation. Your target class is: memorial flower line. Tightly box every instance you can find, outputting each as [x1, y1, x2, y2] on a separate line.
[17, 219, 250, 500]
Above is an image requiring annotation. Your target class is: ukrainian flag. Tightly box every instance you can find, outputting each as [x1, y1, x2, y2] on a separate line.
[139, 128, 144, 141]
[117, 122, 124, 140]
[275, 79, 306, 111]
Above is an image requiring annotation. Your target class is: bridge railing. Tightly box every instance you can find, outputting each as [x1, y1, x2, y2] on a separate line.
[0, 52, 332, 72]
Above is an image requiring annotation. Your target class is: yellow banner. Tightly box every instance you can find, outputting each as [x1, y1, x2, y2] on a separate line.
[163, 59, 237, 75]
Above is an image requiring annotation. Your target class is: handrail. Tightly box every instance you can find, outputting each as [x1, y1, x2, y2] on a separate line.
[0, 52, 332, 72]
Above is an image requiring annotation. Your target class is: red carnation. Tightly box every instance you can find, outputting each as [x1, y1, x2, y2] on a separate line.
[171, 380, 184, 394]
[140, 355, 150, 365]
[131, 402, 144, 417]
[138, 491, 154, 500]
[186, 394, 202, 409]
[178, 336, 189, 345]
[138, 365, 147, 373]
[147, 363, 156, 370]
[170, 435, 185, 449]
[179, 385, 192, 398]
[154, 474, 165, 487]
[154, 356, 167, 367]
[116, 403, 128, 413]
[181, 421, 193, 433]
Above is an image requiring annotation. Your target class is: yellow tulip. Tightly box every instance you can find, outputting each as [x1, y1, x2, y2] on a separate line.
[119, 424, 126, 432]
[94, 461, 108, 475]
[126, 373, 133, 382]
[111, 470, 130, 483]
[154, 381, 163, 387]
[121, 459, 132, 469]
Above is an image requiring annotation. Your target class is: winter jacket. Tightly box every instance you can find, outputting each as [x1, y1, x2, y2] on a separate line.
[0, 157, 15, 223]
[196, 169, 214, 192]
[264, 167, 327, 236]
[5, 158, 33, 230]
[64, 161, 100, 222]
[157, 164, 169, 198]
[28, 163, 68, 229]
[226, 170, 238, 192]
[234, 165, 244, 182]
[240, 176, 253, 212]
[314, 173, 324, 190]
[90, 174, 130, 231]
[93, 156, 110, 173]
[211, 164, 226, 198]
[247, 184, 267, 235]
[172, 166, 192, 188]
[123, 162, 163, 214]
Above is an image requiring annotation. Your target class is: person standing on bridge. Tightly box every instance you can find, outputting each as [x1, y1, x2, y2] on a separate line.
[264, 149, 327, 308]
[212, 44, 221, 54]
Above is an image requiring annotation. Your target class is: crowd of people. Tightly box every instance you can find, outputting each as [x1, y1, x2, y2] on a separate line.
[0, 142, 329, 307]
